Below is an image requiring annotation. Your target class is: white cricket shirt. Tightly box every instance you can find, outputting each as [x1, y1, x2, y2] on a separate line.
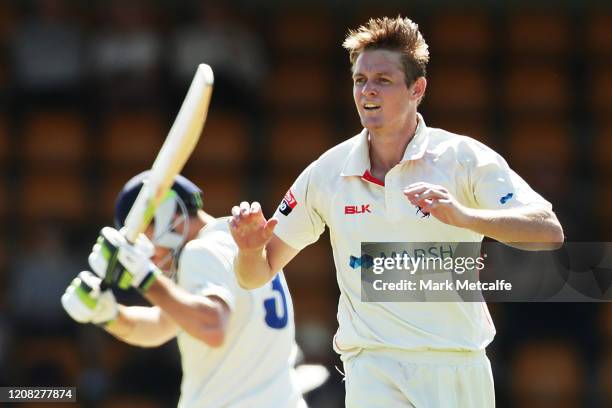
[273, 114, 552, 359]
[176, 218, 304, 408]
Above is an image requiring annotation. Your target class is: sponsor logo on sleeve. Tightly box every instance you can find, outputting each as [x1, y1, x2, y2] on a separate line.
[500, 192, 514, 204]
[279, 189, 298, 216]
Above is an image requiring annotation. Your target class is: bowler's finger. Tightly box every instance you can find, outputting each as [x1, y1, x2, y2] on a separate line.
[415, 190, 447, 202]
[403, 188, 428, 204]
[403, 186, 429, 198]
[404, 182, 433, 191]
[240, 201, 250, 215]
[250, 202, 261, 214]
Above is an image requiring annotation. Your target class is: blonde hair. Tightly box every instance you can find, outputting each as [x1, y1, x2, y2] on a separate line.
[343, 16, 430, 86]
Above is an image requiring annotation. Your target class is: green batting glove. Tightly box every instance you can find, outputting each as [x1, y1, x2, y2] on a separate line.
[88, 227, 161, 293]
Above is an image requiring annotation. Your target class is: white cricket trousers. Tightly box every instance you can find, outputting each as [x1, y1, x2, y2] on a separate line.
[343, 349, 495, 407]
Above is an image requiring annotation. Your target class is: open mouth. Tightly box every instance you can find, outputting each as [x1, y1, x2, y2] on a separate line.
[363, 103, 381, 112]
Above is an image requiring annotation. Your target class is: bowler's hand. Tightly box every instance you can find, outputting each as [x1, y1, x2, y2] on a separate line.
[229, 201, 278, 253]
[403, 182, 471, 227]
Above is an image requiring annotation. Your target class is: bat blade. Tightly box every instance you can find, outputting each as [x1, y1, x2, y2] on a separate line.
[123, 64, 214, 243]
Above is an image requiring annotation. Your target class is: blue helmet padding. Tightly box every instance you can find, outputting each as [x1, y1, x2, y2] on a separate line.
[114, 171, 203, 229]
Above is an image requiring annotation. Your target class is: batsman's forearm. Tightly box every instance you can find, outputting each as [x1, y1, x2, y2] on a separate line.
[144, 276, 227, 347]
[463, 206, 564, 250]
[105, 305, 176, 347]
[234, 248, 275, 289]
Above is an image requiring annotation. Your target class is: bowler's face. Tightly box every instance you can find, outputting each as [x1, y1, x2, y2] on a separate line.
[352, 49, 414, 134]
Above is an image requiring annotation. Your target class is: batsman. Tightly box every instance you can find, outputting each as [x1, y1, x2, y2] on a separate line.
[61, 172, 307, 407]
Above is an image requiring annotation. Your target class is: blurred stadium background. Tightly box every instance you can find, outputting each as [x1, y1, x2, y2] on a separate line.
[0, 0, 611, 407]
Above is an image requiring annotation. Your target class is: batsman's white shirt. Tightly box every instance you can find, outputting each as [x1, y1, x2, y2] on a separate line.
[176, 218, 304, 408]
[273, 114, 552, 359]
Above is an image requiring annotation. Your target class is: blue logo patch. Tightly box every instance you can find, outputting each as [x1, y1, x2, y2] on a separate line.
[349, 254, 374, 269]
[500, 193, 514, 204]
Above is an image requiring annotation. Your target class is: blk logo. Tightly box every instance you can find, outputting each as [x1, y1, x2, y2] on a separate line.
[345, 204, 371, 215]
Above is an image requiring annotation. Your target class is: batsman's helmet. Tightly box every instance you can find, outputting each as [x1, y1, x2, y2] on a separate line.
[114, 171, 203, 251]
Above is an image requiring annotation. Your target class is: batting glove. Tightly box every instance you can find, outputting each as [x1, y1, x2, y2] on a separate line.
[61, 271, 118, 326]
[88, 227, 161, 293]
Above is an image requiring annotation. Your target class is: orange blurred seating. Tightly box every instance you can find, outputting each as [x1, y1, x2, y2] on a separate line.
[589, 64, 612, 116]
[0, 3, 16, 91]
[264, 115, 345, 211]
[268, 115, 335, 168]
[0, 115, 8, 163]
[98, 339, 133, 378]
[425, 64, 490, 113]
[267, 167, 302, 206]
[428, 12, 492, 57]
[100, 111, 164, 167]
[599, 352, 612, 408]
[17, 337, 81, 385]
[271, 11, 335, 57]
[189, 111, 250, 168]
[593, 121, 612, 177]
[586, 12, 612, 57]
[506, 119, 572, 168]
[600, 303, 612, 343]
[506, 119, 572, 199]
[511, 340, 584, 408]
[187, 170, 243, 217]
[0, 3, 16, 41]
[595, 184, 612, 237]
[263, 166, 307, 215]
[98, 167, 149, 221]
[0, 60, 7, 92]
[265, 62, 332, 111]
[506, 13, 570, 57]
[0, 230, 7, 304]
[504, 64, 569, 113]
[0, 175, 7, 221]
[284, 240, 334, 286]
[21, 110, 87, 168]
[20, 170, 86, 221]
[293, 291, 338, 331]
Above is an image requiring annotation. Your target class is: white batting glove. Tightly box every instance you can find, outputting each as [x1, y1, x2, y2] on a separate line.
[88, 227, 161, 293]
[61, 271, 118, 326]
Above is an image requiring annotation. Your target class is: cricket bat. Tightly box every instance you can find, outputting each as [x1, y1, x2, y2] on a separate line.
[123, 64, 214, 243]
